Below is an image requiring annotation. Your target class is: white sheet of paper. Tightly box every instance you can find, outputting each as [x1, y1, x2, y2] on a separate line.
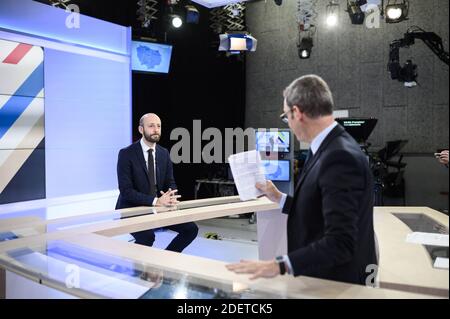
[434, 257, 449, 270]
[406, 232, 449, 247]
[228, 150, 266, 201]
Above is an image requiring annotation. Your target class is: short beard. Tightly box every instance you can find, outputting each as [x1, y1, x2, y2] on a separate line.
[144, 132, 160, 144]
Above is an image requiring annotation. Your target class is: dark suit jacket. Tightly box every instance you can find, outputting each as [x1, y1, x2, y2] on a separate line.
[283, 124, 377, 285]
[115, 141, 177, 209]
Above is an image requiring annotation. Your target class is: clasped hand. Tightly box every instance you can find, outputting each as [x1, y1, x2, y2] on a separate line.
[156, 188, 181, 207]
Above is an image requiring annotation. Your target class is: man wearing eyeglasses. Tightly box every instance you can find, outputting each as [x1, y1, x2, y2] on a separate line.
[227, 75, 377, 285]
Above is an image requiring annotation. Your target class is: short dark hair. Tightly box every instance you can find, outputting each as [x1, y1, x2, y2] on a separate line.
[283, 74, 334, 118]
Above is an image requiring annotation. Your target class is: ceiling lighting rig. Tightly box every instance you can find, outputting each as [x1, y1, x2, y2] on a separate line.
[46, 0, 76, 9]
[136, 0, 159, 29]
[210, 2, 246, 34]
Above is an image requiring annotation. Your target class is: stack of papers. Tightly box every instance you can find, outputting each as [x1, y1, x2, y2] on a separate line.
[434, 257, 449, 270]
[406, 232, 449, 247]
[228, 150, 266, 201]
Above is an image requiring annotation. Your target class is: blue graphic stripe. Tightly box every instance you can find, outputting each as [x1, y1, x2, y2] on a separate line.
[0, 62, 44, 140]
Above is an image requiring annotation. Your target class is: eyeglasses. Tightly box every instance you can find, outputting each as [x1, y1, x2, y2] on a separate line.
[279, 109, 292, 124]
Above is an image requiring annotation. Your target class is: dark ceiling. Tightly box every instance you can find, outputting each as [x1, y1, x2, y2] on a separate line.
[33, 0, 215, 40]
[34, 0, 138, 26]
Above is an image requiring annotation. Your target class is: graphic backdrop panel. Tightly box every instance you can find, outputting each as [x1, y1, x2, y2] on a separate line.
[0, 38, 45, 204]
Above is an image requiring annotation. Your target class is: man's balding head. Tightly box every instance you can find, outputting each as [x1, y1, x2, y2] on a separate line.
[139, 113, 161, 127]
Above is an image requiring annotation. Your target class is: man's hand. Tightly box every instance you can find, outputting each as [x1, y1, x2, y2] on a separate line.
[255, 181, 283, 204]
[140, 269, 164, 289]
[438, 150, 449, 165]
[226, 259, 280, 280]
[156, 188, 181, 207]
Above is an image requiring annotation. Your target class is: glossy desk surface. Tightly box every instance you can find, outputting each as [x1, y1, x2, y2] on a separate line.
[0, 198, 447, 299]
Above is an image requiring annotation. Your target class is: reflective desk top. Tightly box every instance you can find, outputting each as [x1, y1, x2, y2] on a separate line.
[374, 207, 449, 297]
[0, 231, 438, 299]
[0, 196, 248, 245]
[0, 197, 447, 299]
[1, 238, 286, 299]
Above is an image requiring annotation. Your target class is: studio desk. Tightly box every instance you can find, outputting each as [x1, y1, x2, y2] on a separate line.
[0, 196, 448, 299]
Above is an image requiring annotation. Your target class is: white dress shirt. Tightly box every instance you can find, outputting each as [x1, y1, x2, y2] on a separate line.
[309, 121, 338, 155]
[140, 138, 158, 206]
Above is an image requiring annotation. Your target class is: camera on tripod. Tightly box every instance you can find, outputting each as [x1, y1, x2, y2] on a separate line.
[371, 140, 409, 205]
[336, 118, 408, 206]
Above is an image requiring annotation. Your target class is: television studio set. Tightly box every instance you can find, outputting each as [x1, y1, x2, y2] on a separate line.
[0, 0, 448, 305]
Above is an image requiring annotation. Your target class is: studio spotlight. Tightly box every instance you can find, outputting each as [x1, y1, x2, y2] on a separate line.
[326, 14, 338, 27]
[274, 0, 283, 6]
[385, 0, 409, 23]
[347, 0, 366, 25]
[170, 14, 183, 28]
[219, 32, 257, 53]
[298, 36, 313, 59]
[326, 1, 340, 27]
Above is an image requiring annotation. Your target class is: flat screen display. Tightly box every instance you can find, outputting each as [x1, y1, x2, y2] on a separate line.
[131, 41, 173, 74]
[261, 160, 290, 182]
[256, 131, 290, 153]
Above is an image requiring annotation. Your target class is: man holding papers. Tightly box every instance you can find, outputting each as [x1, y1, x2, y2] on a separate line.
[227, 75, 378, 285]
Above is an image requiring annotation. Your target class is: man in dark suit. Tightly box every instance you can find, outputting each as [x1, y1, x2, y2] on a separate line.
[227, 75, 378, 285]
[116, 113, 198, 253]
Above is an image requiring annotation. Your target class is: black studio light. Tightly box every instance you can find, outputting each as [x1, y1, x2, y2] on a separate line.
[347, 0, 367, 25]
[298, 36, 313, 59]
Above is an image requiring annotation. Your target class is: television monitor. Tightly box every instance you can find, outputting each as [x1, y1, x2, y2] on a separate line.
[256, 130, 290, 153]
[261, 160, 290, 182]
[131, 41, 173, 74]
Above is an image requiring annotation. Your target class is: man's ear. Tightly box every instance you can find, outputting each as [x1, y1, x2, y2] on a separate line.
[138, 126, 143, 135]
[292, 105, 303, 121]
